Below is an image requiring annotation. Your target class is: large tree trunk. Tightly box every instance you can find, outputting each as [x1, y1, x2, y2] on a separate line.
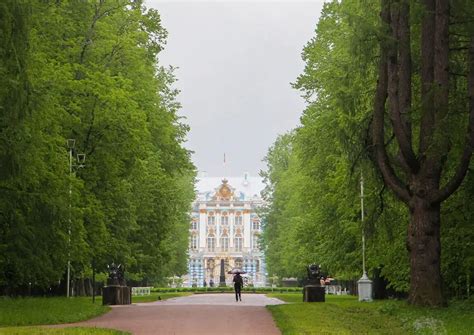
[374, 0, 474, 307]
[407, 196, 442, 306]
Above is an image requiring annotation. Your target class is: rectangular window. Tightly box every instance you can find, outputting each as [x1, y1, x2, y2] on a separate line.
[252, 220, 260, 230]
[191, 235, 198, 250]
[208, 216, 215, 225]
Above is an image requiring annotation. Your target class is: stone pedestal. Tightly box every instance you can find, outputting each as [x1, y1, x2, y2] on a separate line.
[303, 285, 325, 302]
[357, 272, 373, 302]
[102, 285, 131, 305]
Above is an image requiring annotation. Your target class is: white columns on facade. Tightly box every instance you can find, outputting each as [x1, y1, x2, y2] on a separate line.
[243, 204, 251, 249]
[216, 207, 220, 248]
[199, 203, 206, 249]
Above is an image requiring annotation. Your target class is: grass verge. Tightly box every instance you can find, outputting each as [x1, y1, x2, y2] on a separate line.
[131, 292, 192, 303]
[267, 293, 474, 335]
[0, 297, 110, 327]
[0, 327, 129, 335]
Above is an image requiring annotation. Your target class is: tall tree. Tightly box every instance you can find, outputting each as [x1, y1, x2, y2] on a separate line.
[372, 0, 474, 306]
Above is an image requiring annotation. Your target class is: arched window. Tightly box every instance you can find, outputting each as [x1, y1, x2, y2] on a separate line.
[234, 234, 243, 252]
[235, 215, 242, 225]
[207, 234, 215, 251]
[221, 213, 229, 225]
[191, 235, 198, 250]
[208, 214, 215, 225]
[220, 234, 229, 251]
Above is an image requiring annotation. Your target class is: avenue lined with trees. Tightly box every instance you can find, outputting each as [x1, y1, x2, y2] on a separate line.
[0, 1, 474, 334]
[0, 1, 195, 295]
[261, 0, 474, 307]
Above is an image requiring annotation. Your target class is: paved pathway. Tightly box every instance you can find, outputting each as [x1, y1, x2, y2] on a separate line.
[56, 294, 285, 335]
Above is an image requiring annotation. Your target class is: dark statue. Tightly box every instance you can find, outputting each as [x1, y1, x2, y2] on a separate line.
[106, 262, 126, 286]
[103, 262, 130, 305]
[303, 263, 325, 303]
[307, 264, 323, 284]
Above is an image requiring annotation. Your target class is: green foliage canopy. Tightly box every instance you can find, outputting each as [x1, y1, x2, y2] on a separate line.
[0, 0, 195, 293]
[261, 0, 474, 298]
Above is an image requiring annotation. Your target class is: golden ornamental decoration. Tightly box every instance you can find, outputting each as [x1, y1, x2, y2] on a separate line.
[214, 179, 234, 201]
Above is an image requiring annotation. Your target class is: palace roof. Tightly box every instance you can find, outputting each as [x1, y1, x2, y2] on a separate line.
[195, 174, 264, 202]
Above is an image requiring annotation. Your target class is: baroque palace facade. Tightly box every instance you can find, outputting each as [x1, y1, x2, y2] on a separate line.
[186, 175, 266, 287]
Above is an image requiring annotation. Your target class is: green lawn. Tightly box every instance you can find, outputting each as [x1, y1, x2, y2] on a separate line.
[0, 292, 193, 331]
[0, 327, 129, 335]
[267, 294, 474, 335]
[0, 297, 110, 327]
[131, 292, 192, 303]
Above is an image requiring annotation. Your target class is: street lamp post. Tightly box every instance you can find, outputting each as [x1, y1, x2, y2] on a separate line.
[361, 172, 366, 276]
[357, 172, 373, 302]
[66, 139, 85, 298]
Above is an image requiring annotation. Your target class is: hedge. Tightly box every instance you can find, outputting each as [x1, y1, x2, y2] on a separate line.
[151, 287, 302, 293]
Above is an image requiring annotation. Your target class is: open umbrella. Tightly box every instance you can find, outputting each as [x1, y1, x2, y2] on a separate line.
[227, 268, 247, 274]
[324, 277, 335, 284]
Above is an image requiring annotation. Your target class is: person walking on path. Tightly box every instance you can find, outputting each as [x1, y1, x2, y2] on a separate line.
[233, 273, 243, 302]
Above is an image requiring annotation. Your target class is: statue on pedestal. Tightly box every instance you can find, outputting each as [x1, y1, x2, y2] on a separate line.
[303, 264, 325, 302]
[103, 262, 131, 305]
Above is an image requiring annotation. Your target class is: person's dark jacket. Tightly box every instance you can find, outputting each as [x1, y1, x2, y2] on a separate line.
[233, 274, 243, 289]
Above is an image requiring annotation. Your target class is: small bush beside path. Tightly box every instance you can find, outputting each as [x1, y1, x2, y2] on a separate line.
[152, 286, 301, 293]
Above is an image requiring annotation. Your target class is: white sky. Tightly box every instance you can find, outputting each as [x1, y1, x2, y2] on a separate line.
[145, 1, 325, 177]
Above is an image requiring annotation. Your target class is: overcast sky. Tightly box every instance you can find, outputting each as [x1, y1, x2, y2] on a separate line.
[145, 1, 324, 177]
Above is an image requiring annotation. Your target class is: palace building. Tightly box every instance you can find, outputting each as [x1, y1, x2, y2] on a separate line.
[186, 174, 266, 287]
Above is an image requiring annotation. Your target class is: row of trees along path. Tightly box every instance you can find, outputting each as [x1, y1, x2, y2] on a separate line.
[260, 0, 473, 308]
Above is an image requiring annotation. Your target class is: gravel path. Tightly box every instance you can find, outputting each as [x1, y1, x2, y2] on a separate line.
[55, 294, 284, 335]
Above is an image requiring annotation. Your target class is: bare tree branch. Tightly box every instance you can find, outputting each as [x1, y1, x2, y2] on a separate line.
[419, 0, 436, 158]
[388, 0, 419, 173]
[373, 0, 411, 204]
[424, 0, 450, 174]
[398, 0, 416, 160]
[432, 38, 474, 203]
